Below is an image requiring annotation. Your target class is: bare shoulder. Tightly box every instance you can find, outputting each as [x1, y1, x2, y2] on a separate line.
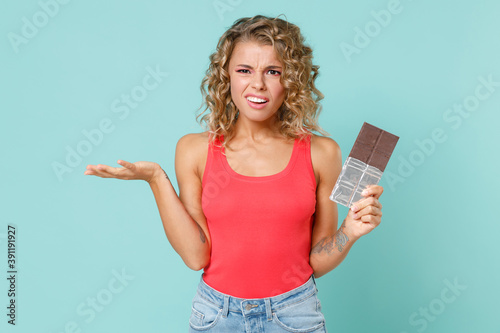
[175, 132, 210, 179]
[177, 131, 209, 149]
[311, 134, 340, 151]
[310, 134, 342, 182]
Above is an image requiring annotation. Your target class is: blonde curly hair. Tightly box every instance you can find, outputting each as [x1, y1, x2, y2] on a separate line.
[197, 15, 328, 146]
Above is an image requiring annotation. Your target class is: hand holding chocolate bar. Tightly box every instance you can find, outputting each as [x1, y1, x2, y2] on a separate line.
[341, 184, 384, 240]
[329, 122, 399, 240]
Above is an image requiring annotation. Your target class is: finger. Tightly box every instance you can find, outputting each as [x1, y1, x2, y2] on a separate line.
[352, 204, 382, 220]
[85, 164, 99, 171]
[84, 168, 114, 178]
[86, 164, 122, 178]
[117, 160, 135, 170]
[84, 167, 101, 176]
[84, 164, 106, 176]
[84, 164, 95, 175]
[346, 208, 360, 221]
[361, 185, 384, 199]
[87, 169, 116, 178]
[85, 163, 111, 171]
[351, 196, 382, 214]
[360, 214, 381, 225]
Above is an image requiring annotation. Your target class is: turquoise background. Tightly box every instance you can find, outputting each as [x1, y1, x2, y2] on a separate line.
[2, 0, 499, 332]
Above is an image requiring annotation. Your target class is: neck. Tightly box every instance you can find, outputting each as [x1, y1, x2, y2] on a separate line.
[232, 113, 281, 144]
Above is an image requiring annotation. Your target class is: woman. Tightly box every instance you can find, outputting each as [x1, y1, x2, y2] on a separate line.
[85, 15, 383, 333]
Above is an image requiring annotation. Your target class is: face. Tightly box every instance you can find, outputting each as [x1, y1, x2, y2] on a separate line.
[227, 41, 285, 124]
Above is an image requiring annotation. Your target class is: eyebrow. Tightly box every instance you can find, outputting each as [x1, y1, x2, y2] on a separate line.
[236, 64, 283, 70]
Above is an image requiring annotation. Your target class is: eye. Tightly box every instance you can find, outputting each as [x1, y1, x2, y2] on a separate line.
[236, 69, 251, 74]
[267, 69, 281, 76]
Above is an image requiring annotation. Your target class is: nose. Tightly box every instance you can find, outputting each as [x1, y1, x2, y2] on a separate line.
[251, 73, 266, 90]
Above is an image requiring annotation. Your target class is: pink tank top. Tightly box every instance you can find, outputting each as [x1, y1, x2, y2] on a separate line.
[201, 134, 317, 298]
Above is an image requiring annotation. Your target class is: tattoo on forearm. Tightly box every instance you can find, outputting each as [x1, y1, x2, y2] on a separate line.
[195, 222, 206, 243]
[311, 235, 335, 255]
[311, 221, 349, 255]
[334, 222, 349, 252]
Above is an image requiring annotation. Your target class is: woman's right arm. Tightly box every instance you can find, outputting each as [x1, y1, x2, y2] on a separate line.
[84, 133, 210, 271]
[149, 133, 211, 270]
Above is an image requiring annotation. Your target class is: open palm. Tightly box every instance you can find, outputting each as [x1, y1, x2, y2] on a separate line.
[84, 160, 161, 183]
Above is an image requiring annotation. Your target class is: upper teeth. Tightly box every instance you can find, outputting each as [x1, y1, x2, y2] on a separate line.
[247, 96, 267, 103]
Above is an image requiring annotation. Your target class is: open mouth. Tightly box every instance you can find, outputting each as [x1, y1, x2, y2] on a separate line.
[246, 96, 268, 105]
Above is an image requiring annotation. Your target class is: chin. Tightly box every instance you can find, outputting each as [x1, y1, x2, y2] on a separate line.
[239, 110, 278, 123]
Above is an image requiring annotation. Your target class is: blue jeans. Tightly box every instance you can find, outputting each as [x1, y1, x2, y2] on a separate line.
[188, 275, 327, 333]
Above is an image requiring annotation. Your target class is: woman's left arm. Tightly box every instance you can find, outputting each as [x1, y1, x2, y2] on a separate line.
[309, 136, 384, 278]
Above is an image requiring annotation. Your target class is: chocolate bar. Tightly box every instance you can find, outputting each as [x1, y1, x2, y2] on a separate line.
[329, 122, 399, 207]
